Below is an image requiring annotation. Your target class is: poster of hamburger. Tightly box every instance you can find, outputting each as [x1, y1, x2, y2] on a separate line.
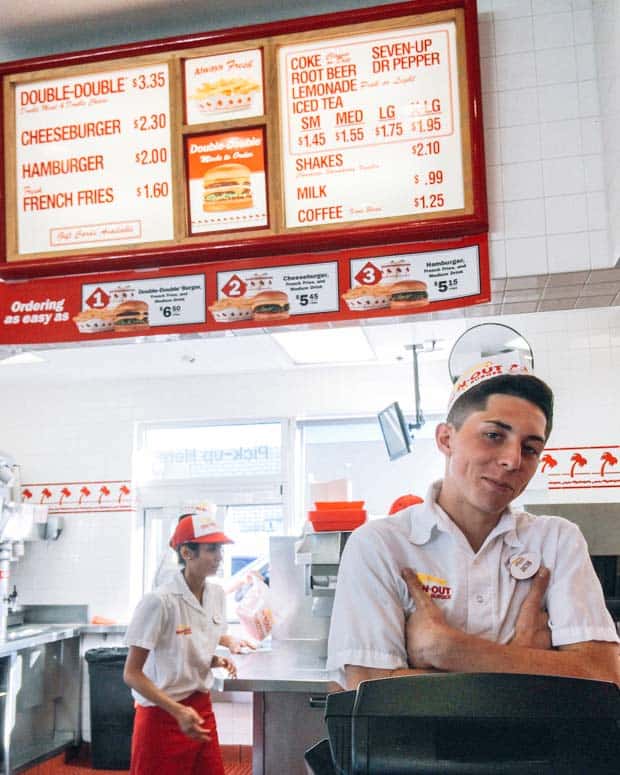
[77, 273, 206, 336]
[344, 245, 482, 315]
[184, 49, 264, 125]
[209, 261, 339, 327]
[185, 128, 268, 234]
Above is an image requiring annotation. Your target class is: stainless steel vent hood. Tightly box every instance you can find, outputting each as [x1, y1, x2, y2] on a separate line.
[523, 503, 620, 556]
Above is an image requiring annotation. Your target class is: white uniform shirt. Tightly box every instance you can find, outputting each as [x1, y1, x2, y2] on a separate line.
[327, 481, 618, 674]
[125, 570, 227, 705]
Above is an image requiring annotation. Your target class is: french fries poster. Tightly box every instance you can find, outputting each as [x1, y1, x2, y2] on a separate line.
[184, 49, 264, 124]
[185, 127, 268, 234]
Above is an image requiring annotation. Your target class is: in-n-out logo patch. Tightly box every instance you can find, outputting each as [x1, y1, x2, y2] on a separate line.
[417, 572, 452, 600]
[176, 625, 192, 635]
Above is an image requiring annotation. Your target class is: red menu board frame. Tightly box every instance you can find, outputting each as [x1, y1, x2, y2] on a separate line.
[0, 0, 486, 280]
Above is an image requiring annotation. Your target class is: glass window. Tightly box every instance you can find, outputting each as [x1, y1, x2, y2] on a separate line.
[135, 421, 283, 482]
[136, 419, 288, 612]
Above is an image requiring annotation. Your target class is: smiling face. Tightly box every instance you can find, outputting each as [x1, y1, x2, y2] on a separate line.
[436, 393, 547, 529]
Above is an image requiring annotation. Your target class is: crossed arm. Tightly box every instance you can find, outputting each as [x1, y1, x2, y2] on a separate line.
[345, 567, 620, 690]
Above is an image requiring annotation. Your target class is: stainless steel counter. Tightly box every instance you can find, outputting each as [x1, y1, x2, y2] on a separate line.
[222, 640, 342, 775]
[222, 639, 341, 693]
[0, 625, 82, 774]
[0, 623, 83, 656]
[0, 623, 127, 657]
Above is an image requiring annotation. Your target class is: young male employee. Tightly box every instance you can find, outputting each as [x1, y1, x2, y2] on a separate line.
[327, 359, 620, 689]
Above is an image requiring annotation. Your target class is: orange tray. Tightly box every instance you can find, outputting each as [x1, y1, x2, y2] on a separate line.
[309, 510, 367, 532]
[314, 500, 365, 510]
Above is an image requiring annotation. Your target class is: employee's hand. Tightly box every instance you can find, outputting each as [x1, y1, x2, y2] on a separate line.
[174, 704, 211, 742]
[219, 634, 257, 653]
[211, 654, 238, 678]
[511, 566, 552, 650]
[402, 568, 454, 669]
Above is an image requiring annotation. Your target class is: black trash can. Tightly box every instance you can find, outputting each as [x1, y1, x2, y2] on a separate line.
[85, 647, 134, 770]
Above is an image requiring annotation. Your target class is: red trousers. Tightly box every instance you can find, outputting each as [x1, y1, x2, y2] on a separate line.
[130, 691, 225, 775]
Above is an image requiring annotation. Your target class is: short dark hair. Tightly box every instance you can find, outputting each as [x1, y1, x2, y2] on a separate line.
[176, 541, 199, 568]
[447, 374, 554, 439]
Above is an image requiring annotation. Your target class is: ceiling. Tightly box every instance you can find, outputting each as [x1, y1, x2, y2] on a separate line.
[0, 0, 395, 60]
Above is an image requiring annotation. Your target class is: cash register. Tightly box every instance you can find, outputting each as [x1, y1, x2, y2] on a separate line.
[305, 673, 620, 774]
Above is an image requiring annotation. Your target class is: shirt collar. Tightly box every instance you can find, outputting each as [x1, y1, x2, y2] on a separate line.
[407, 480, 524, 550]
[171, 569, 206, 612]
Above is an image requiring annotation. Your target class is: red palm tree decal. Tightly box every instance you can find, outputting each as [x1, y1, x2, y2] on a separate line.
[22, 488, 33, 500]
[59, 487, 71, 505]
[118, 484, 131, 503]
[600, 452, 618, 476]
[40, 487, 52, 504]
[98, 485, 111, 503]
[79, 486, 91, 504]
[569, 453, 587, 478]
[540, 454, 557, 472]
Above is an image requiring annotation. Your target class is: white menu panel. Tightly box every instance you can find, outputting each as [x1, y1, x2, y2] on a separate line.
[279, 21, 464, 228]
[15, 64, 173, 254]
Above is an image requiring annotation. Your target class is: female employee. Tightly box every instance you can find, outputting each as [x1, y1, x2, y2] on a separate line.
[124, 513, 237, 775]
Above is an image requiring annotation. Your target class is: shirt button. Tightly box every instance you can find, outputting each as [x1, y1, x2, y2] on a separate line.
[475, 594, 485, 604]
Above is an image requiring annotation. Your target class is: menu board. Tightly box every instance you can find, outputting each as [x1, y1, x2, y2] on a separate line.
[279, 21, 463, 228]
[0, 1, 485, 276]
[14, 64, 174, 254]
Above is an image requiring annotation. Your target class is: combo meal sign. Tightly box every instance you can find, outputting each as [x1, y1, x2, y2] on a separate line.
[0, 236, 487, 344]
[0, 1, 488, 344]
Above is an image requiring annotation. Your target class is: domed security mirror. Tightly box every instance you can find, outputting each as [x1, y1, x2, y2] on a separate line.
[448, 323, 534, 384]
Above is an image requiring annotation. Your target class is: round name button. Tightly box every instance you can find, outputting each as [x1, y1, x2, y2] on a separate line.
[509, 551, 540, 580]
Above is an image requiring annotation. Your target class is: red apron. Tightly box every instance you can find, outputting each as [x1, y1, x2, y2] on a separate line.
[130, 691, 225, 775]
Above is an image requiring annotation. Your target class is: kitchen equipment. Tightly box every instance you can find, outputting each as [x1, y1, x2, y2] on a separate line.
[7, 609, 25, 627]
[293, 529, 352, 648]
[524, 501, 620, 624]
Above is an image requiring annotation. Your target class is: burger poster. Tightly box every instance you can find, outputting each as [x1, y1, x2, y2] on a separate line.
[78, 274, 206, 334]
[0, 237, 489, 345]
[184, 49, 264, 125]
[185, 128, 268, 234]
[209, 261, 339, 326]
[344, 244, 482, 315]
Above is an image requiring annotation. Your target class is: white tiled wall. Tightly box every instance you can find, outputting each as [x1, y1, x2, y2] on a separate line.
[478, 0, 613, 277]
[592, 0, 620, 265]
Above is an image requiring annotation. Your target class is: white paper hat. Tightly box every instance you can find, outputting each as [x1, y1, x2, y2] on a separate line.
[447, 351, 532, 414]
